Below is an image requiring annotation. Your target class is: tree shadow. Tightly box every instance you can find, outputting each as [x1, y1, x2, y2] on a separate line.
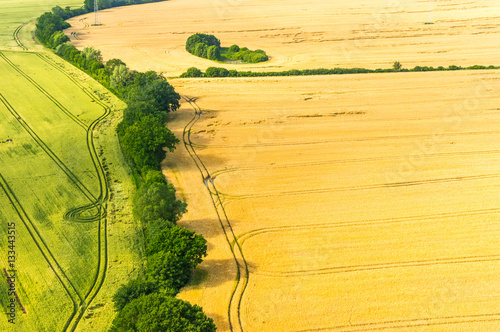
[187, 258, 249, 289]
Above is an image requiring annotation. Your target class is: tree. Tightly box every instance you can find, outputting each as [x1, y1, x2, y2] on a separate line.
[105, 58, 126, 75]
[83, 47, 103, 62]
[147, 250, 191, 289]
[110, 64, 135, 89]
[393, 61, 402, 72]
[120, 115, 179, 169]
[109, 294, 216, 332]
[49, 31, 70, 48]
[194, 43, 207, 58]
[146, 226, 207, 268]
[84, 0, 94, 11]
[207, 45, 220, 61]
[228, 44, 240, 53]
[112, 277, 162, 311]
[181, 67, 203, 78]
[52, 6, 70, 20]
[134, 180, 186, 225]
[118, 101, 166, 136]
[126, 76, 180, 113]
[205, 67, 229, 77]
[35, 12, 70, 44]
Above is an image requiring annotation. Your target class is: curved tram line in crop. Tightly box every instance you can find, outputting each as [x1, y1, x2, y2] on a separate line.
[182, 96, 249, 332]
[0, 51, 110, 331]
[13, 22, 28, 51]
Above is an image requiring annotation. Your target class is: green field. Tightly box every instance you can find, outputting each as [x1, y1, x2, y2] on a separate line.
[0, 0, 82, 50]
[0, 1, 143, 331]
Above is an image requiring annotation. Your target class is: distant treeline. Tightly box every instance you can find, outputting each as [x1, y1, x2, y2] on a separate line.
[35, 3, 216, 331]
[180, 64, 500, 78]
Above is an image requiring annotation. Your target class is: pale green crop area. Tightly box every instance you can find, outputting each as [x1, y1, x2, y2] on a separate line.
[0, 1, 143, 331]
[0, 0, 82, 50]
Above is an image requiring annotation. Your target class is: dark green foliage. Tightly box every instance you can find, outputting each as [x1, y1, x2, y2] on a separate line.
[35, 12, 70, 45]
[147, 226, 207, 268]
[113, 277, 167, 311]
[109, 294, 217, 332]
[134, 177, 186, 226]
[207, 45, 221, 61]
[120, 115, 179, 169]
[147, 251, 191, 289]
[180, 67, 204, 78]
[228, 44, 240, 52]
[194, 43, 207, 58]
[186, 34, 222, 61]
[225, 47, 268, 63]
[186, 33, 220, 53]
[205, 67, 229, 77]
[126, 72, 180, 114]
[143, 170, 167, 185]
[105, 58, 126, 75]
[181, 64, 500, 78]
[51, 6, 72, 20]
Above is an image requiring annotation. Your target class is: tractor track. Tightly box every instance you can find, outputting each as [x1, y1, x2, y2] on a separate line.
[296, 313, 500, 331]
[34, 52, 111, 331]
[254, 254, 500, 277]
[190, 129, 500, 149]
[213, 172, 500, 200]
[0, 51, 111, 331]
[210, 148, 500, 178]
[0, 173, 81, 331]
[13, 22, 28, 51]
[181, 96, 248, 332]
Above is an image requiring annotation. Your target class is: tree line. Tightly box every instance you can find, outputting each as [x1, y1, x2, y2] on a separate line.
[36, 3, 216, 331]
[180, 63, 500, 78]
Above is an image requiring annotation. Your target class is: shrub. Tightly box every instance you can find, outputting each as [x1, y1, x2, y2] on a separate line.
[112, 277, 165, 311]
[194, 43, 207, 58]
[109, 294, 216, 332]
[186, 33, 220, 54]
[180, 67, 203, 78]
[228, 44, 240, 52]
[207, 45, 220, 60]
[134, 179, 186, 226]
[205, 67, 229, 77]
[393, 61, 402, 72]
[49, 31, 70, 48]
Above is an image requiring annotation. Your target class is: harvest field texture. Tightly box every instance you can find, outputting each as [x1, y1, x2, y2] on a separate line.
[66, 0, 500, 76]
[165, 72, 500, 331]
[67, 0, 500, 330]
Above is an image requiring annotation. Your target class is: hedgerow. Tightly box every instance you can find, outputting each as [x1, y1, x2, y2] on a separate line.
[180, 64, 500, 78]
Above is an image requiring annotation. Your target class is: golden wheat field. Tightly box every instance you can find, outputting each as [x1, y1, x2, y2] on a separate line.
[162, 70, 500, 331]
[68, 0, 500, 331]
[66, 0, 500, 76]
